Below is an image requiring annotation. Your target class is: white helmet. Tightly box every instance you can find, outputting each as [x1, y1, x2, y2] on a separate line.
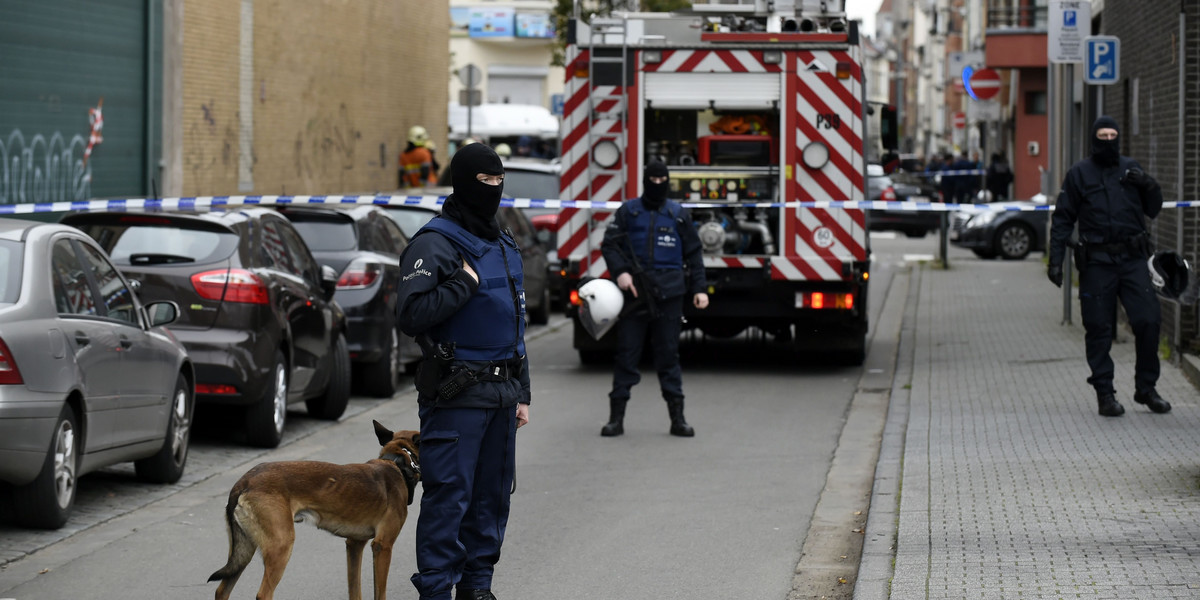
[577, 278, 624, 340]
[408, 125, 429, 146]
[1148, 251, 1190, 300]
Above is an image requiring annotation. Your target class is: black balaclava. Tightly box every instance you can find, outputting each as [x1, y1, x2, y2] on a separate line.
[442, 143, 504, 240]
[1090, 115, 1121, 167]
[642, 160, 670, 210]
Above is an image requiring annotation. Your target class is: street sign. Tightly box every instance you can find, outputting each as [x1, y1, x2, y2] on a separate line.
[967, 68, 1002, 101]
[457, 63, 482, 88]
[946, 51, 984, 89]
[967, 100, 1002, 122]
[952, 112, 966, 129]
[1048, 0, 1092, 64]
[1084, 36, 1120, 85]
[550, 93, 564, 116]
[458, 89, 482, 107]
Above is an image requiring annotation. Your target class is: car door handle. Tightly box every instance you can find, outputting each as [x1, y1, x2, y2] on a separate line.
[119, 335, 133, 349]
[74, 332, 90, 347]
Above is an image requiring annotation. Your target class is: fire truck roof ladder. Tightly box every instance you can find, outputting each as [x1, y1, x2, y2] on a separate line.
[586, 15, 629, 204]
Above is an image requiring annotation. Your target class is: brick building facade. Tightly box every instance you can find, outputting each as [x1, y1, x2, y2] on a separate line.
[174, 0, 449, 196]
[1099, 0, 1200, 353]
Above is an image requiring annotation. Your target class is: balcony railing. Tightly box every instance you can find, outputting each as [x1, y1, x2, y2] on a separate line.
[987, 4, 1047, 30]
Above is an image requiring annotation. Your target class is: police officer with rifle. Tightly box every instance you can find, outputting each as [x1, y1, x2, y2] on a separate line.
[397, 143, 529, 600]
[599, 160, 709, 438]
[1048, 116, 1171, 418]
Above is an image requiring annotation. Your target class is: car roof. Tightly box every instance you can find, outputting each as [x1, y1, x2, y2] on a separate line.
[276, 204, 387, 221]
[501, 158, 561, 174]
[0, 218, 78, 242]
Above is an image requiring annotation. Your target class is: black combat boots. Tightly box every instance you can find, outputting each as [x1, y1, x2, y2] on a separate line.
[455, 588, 497, 600]
[666, 397, 694, 437]
[601, 397, 627, 436]
[1097, 391, 1125, 417]
[1134, 389, 1171, 413]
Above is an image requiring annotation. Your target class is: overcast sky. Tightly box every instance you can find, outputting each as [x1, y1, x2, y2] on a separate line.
[845, 0, 880, 36]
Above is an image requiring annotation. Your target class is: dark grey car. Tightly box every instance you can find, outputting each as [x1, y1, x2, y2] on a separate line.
[63, 209, 351, 449]
[0, 219, 193, 529]
[950, 201, 1050, 260]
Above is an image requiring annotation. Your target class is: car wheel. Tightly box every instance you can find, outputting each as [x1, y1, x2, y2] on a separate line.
[996, 222, 1034, 260]
[307, 333, 351, 420]
[135, 373, 192, 483]
[10, 405, 78, 529]
[246, 350, 288, 448]
[363, 326, 402, 398]
[972, 248, 999, 259]
[529, 286, 550, 326]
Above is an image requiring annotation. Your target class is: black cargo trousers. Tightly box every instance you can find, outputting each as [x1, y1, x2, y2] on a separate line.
[1078, 252, 1160, 396]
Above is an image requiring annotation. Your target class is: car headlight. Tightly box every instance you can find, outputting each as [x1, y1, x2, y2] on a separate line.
[967, 211, 997, 228]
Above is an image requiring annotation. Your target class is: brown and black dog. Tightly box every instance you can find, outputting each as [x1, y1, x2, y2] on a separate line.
[208, 420, 420, 600]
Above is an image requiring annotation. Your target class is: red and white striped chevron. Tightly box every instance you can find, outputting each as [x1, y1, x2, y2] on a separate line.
[558, 45, 866, 282]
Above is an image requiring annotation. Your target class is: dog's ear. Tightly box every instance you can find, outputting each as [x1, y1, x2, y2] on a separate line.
[373, 420, 394, 447]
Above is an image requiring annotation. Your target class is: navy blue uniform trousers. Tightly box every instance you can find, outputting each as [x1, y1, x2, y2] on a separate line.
[412, 404, 517, 599]
[610, 296, 685, 401]
[1078, 257, 1161, 395]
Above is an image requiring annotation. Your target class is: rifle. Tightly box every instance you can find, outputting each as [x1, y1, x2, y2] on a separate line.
[606, 229, 660, 319]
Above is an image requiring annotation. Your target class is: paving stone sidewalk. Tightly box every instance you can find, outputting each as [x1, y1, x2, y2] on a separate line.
[858, 257, 1200, 599]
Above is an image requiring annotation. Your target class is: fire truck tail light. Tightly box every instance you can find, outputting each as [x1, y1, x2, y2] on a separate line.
[795, 292, 854, 310]
[762, 50, 783, 64]
[836, 62, 852, 80]
[569, 289, 581, 307]
[573, 66, 589, 79]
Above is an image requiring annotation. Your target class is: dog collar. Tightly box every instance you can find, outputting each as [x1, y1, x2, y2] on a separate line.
[381, 447, 421, 505]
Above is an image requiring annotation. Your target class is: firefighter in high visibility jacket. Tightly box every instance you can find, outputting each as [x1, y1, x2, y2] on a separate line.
[397, 143, 530, 600]
[599, 160, 708, 438]
[400, 125, 439, 188]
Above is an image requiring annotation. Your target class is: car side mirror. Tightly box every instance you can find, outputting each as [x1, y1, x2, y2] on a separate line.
[320, 264, 339, 300]
[144, 301, 180, 328]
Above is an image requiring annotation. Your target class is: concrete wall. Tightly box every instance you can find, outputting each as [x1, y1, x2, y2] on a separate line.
[179, 0, 449, 196]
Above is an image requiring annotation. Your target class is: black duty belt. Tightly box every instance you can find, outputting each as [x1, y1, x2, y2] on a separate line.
[1085, 241, 1132, 254]
[466, 358, 524, 382]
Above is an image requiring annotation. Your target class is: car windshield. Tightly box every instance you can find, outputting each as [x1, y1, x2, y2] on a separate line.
[384, 208, 437, 238]
[0, 240, 22, 305]
[503, 169, 559, 200]
[289, 220, 358, 251]
[95, 225, 238, 266]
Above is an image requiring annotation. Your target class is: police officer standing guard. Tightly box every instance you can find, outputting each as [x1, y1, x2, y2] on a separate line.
[397, 143, 530, 600]
[1047, 115, 1172, 417]
[600, 160, 708, 437]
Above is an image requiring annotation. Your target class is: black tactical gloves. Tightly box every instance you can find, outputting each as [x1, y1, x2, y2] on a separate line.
[1123, 168, 1159, 193]
[1047, 263, 1064, 288]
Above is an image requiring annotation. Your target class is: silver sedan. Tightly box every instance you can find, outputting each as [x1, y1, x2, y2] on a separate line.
[0, 219, 194, 529]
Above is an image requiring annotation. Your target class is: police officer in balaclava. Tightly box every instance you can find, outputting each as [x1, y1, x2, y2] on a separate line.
[1048, 115, 1170, 418]
[397, 142, 530, 600]
[598, 159, 709, 438]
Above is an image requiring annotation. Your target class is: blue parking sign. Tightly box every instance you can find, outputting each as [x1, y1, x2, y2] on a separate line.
[1084, 36, 1120, 85]
[550, 93, 565, 116]
[1064, 10, 1076, 27]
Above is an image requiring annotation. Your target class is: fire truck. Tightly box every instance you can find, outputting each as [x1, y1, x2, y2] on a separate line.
[559, 0, 872, 365]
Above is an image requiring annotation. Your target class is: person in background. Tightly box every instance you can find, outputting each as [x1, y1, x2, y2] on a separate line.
[986, 152, 1014, 201]
[493, 143, 512, 159]
[400, 125, 438, 188]
[1046, 115, 1170, 418]
[599, 160, 708, 438]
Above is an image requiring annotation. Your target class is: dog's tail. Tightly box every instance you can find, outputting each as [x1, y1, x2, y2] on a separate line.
[208, 485, 256, 583]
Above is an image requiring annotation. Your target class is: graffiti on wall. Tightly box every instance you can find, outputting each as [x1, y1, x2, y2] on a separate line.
[293, 103, 362, 187]
[0, 130, 92, 204]
[184, 100, 241, 191]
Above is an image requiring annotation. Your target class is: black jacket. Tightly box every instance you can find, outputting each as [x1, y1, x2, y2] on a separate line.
[396, 219, 532, 408]
[600, 199, 706, 301]
[1049, 156, 1163, 267]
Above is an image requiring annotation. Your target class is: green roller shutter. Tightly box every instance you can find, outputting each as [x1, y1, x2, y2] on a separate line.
[0, 0, 162, 207]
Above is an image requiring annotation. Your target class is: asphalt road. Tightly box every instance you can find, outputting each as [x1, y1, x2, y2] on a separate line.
[0, 234, 940, 600]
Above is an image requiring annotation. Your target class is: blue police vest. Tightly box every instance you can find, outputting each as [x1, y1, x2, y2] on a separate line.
[623, 198, 683, 271]
[416, 218, 526, 361]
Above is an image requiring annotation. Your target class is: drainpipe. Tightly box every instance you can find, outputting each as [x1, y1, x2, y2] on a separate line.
[1175, 3, 1186, 355]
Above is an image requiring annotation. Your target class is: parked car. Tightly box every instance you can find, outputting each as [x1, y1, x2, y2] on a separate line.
[62, 208, 351, 448]
[950, 197, 1050, 260]
[0, 219, 193, 529]
[277, 205, 421, 397]
[381, 190, 553, 325]
[866, 164, 942, 238]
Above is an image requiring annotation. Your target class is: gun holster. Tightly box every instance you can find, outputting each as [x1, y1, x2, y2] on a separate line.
[1071, 242, 1090, 271]
[415, 336, 455, 400]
